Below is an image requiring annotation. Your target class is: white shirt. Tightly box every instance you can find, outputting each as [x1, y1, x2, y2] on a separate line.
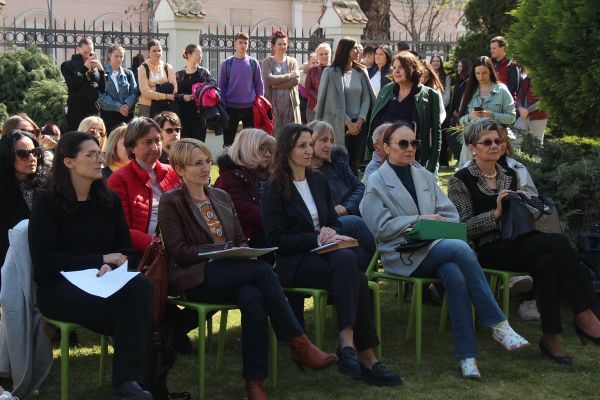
[370, 70, 381, 97]
[293, 179, 320, 229]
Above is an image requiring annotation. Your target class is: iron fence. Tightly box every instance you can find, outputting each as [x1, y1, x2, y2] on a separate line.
[199, 25, 332, 81]
[361, 31, 461, 61]
[0, 18, 168, 66]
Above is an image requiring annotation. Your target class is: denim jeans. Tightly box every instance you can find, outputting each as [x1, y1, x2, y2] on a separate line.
[339, 215, 376, 272]
[412, 239, 505, 358]
[185, 259, 302, 380]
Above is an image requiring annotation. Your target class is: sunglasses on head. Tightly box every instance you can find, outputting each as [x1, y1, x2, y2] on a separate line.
[15, 147, 42, 160]
[477, 138, 505, 147]
[164, 127, 181, 134]
[390, 139, 421, 149]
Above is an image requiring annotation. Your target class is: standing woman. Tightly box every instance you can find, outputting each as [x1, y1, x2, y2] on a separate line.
[367, 45, 392, 97]
[420, 60, 447, 123]
[98, 44, 138, 134]
[448, 59, 471, 160]
[429, 55, 451, 110]
[261, 124, 402, 386]
[316, 37, 376, 174]
[261, 30, 302, 136]
[457, 56, 515, 165]
[175, 44, 216, 141]
[0, 131, 45, 268]
[304, 42, 331, 123]
[137, 39, 177, 118]
[28, 132, 153, 399]
[369, 51, 441, 172]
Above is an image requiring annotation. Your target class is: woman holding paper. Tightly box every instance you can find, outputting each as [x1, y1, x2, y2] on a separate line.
[359, 121, 528, 379]
[28, 132, 154, 400]
[261, 124, 402, 387]
[158, 138, 337, 400]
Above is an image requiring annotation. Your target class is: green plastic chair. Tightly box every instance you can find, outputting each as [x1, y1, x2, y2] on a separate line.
[482, 269, 529, 317]
[365, 251, 448, 364]
[167, 298, 277, 400]
[284, 283, 382, 360]
[42, 316, 109, 400]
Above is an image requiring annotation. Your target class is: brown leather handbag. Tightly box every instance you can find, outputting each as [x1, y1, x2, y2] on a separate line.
[138, 233, 170, 327]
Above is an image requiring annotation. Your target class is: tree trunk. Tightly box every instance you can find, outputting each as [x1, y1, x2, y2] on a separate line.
[358, 0, 391, 40]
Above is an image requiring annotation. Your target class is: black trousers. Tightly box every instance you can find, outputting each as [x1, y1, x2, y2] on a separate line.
[184, 259, 302, 380]
[224, 106, 254, 146]
[67, 97, 99, 132]
[180, 114, 207, 142]
[37, 274, 153, 386]
[285, 249, 379, 352]
[101, 110, 133, 135]
[477, 232, 600, 334]
[345, 123, 368, 174]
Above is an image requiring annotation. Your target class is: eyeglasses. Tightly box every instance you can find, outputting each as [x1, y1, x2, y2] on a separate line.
[15, 147, 43, 160]
[390, 139, 421, 149]
[88, 128, 106, 137]
[186, 159, 212, 168]
[164, 127, 181, 134]
[259, 144, 271, 154]
[77, 150, 105, 161]
[23, 128, 41, 136]
[477, 138, 505, 147]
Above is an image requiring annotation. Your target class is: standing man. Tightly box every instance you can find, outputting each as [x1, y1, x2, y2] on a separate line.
[218, 32, 264, 146]
[361, 45, 375, 68]
[61, 38, 105, 131]
[490, 36, 520, 97]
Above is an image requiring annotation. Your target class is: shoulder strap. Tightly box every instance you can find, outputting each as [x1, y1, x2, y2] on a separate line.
[143, 63, 150, 79]
[164, 64, 169, 78]
[226, 56, 234, 82]
[250, 58, 257, 79]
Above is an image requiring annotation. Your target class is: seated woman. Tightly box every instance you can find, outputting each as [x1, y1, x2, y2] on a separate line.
[447, 118, 600, 365]
[307, 120, 375, 271]
[28, 132, 153, 400]
[214, 128, 275, 249]
[360, 121, 529, 379]
[261, 123, 401, 386]
[78, 116, 107, 150]
[0, 131, 46, 268]
[108, 117, 180, 256]
[101, 124, 129, 178]
[158, 138, 337, 400]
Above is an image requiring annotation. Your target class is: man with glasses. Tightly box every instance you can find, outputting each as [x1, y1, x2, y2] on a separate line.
[154, 111, 181, 164]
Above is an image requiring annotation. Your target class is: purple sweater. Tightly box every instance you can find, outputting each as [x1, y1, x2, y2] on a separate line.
[218, 55, 264, 108]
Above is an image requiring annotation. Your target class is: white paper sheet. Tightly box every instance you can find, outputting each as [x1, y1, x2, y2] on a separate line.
[60, 261, 139, 298]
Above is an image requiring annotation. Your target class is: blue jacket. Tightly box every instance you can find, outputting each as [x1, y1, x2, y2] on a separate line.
[321, 145, 365, 216]
[98, 64, 138, 111]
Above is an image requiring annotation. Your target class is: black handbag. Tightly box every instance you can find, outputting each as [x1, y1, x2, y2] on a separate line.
[500, 192, 536, 240]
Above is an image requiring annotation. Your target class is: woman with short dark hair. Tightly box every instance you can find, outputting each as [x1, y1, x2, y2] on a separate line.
[28, 132, 153, 400]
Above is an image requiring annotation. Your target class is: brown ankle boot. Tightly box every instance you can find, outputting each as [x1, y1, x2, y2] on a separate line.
[288, 334, 338, 371]
[245, 379, 267, 400]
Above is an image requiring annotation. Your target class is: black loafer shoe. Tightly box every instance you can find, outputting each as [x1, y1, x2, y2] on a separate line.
[111, 381, 153, 400]
[337, 346, 361, 379]
[539, 339, 573, 365]
[360, 362, 403, 386]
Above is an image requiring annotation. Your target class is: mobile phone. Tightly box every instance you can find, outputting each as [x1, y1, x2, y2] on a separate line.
[474, 106, 483, 112]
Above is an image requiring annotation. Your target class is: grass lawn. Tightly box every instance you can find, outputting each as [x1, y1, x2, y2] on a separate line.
[35, 167, 600, 399]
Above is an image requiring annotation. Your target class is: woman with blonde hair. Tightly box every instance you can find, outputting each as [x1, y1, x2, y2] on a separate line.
[305, 42, 331, 122]
[214, 128, 276, 249]
[159, 138, 337, 400]
[78, 116, 107, 150]
[101, 124, 129, 178]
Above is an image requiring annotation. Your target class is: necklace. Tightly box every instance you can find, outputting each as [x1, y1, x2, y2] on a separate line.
[481, 169, 497, 179]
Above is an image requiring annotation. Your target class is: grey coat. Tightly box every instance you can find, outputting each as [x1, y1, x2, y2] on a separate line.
[0, 219, 52, 399]
[359, 161, 459, 276]
[315, 66, 376, 145]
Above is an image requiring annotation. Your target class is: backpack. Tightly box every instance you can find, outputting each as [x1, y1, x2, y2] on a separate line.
[225, 56, 258, 83]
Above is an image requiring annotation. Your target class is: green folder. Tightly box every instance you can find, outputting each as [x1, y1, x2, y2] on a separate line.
[405, 219, 468, 242]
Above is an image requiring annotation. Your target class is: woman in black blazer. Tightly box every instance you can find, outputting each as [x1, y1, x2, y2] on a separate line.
[261, 123, 401, 387]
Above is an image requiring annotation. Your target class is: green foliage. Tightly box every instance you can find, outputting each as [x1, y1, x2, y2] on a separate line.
[509, 0, 600, 136]
[519, 136, 600, 239]
[23, 80, 68, 129]
[0, 103, 8, 127]
[0, 46, 62, 115]
[453, 0, 518, 61]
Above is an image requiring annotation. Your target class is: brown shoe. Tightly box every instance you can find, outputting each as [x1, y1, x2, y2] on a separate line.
[288, 334, 338, 371]
[245, 379, 267, 400]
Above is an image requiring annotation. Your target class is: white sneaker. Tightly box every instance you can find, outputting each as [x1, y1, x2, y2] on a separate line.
[0, 391, 15, 400]
[491, 320, 530, 351]
[459, 358, 481, 380]
[508, 275, 533, 296]
[518, 300, 541, 321]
